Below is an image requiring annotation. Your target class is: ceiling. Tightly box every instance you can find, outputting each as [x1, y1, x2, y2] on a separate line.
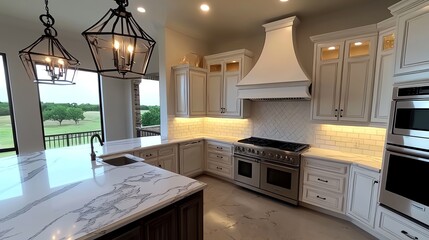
[0, 0, 392, 41]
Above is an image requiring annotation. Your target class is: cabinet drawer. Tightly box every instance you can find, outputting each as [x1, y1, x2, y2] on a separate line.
[207, 142, 231, 153]
[144, 159, 159, 167]
[302, 186, 345, 213]
[376, 207, 429, 240]
[303, 158, 348, 174]
[207, 152, 231, 165]
[303, 168, 346, 193]
[138, 149, 158, 159]
[206, 161, 232, 178]
[158, 146, 175, 156]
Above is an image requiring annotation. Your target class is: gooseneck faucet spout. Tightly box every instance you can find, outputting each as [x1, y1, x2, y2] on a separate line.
[90, 133, 104, 161]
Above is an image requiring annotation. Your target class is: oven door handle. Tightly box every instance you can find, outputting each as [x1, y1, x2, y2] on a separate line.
[234, 155, 260, 163]
[387, 144, 429, 161]
[261, 160, 299, 171]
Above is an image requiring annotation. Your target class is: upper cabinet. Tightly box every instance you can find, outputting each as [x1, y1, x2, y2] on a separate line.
[311, 26, 378, 123]
[173, 65, 207, 117]
[204, 49, 253, 118]
[390, 0, 429, 84]
[371, 19, 396, 123]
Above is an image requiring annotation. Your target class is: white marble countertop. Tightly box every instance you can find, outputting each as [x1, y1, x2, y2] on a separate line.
[302, 148, 382, 172]
[0, 144, 206, 240]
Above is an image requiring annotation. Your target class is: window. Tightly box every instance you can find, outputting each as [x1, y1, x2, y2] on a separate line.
[135, 79, 160, 137]
[0, 53, 18, 157]
[37, 69, 103, 149]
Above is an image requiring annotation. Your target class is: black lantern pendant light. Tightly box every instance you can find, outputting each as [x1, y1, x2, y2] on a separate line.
[82, 0, 156, 79]
[19, 0, 80, 85]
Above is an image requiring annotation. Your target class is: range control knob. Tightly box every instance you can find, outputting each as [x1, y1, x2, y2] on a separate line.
[261, 151, 265, 156]
[251, 149, 255, 153]
[256, 150, 260, 155]
[275, 154, 280, 159]
[279, 155, 284, 160]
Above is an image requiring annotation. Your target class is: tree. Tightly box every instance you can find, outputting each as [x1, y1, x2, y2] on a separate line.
[43, 105, 68, 125]
[67, 107, 85, 124]
[141, 106, 160, 126]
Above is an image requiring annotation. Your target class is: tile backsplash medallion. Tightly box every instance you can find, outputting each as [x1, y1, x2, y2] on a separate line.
[252, 101, 386, 157]
[168, 101, 386, 157]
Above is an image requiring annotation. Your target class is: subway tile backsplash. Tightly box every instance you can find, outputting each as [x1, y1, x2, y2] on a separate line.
[168, 101, 386, 158]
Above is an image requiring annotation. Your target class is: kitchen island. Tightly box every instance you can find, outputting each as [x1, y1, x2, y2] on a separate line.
[0, 142, 206, 240]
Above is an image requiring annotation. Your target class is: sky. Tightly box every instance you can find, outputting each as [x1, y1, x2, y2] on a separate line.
[1, 56, 160, 106]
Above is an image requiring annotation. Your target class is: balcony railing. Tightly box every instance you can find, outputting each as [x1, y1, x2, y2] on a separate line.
[137, 125, 160, 137]
[44, 130, 102, 149]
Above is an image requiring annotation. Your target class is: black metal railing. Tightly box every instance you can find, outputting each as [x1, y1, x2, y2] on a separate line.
[44, 130, 102, 149]
[137, 125, 160, 137]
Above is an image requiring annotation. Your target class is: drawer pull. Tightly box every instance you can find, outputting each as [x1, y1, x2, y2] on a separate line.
[317, 178, 328, 183]
[316, 195, 326, 200]
[401, 230, 418, 240]
[216, 166, 223, 170]
[216, 155, 223, 159]
[216, 147, 223, 150]
[158, 164, 162, 168]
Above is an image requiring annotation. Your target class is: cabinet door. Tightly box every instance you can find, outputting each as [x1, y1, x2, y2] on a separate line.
[347, 166, 379, 228]
[206, 73, 223, 116]
[312, 42, 344, 121]
[142, 208, 177, 240]
[158, 155, 177, 173]
[371, 30, 395, 123]
[189, 70, 206, 116]
[223, 71, 241, 117]
[178, 191, 203, 240]
[394, 2, 429, 83]
[174, 69, 188, 116]
[340, 37, 376, 122]
[179, 141, 203, 177]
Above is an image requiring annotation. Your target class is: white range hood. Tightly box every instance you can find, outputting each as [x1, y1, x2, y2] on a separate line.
[237, 16, 311, 100]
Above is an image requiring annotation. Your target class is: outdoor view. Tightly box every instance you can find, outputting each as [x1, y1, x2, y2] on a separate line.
[139, 79, 160, 135]
[0, 54, 17, 157]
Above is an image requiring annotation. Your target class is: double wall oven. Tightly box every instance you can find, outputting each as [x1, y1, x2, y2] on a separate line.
[233, 137, 309, 205]
[380, 85, 429, 227]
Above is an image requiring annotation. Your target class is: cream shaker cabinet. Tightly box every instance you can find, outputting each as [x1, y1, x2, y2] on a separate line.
[347, 165, 380, 228]
[179, 140, 204, 177]
[134, 144, 178, 173]
[173, 64, 207, 117]
[204, 49, 253, 118]
[390, 0, 429, 84]
[371, 23, 395, 124]
[311, 29, 377, 123]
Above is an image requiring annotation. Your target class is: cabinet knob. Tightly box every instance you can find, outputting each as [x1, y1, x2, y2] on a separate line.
[340, 109, 343, 118]
[334, 109, 338, 117]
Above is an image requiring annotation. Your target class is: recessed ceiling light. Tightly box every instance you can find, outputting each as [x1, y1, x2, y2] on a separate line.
[354, 42, 362, 46]
[280, 0, 289, 2]
[200, 4, 210, 12]
[328, 46, 336, 50]
[137, 7, 146, 13]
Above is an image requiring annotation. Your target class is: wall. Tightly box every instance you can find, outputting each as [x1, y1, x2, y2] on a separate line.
[251, 101, 386, 157]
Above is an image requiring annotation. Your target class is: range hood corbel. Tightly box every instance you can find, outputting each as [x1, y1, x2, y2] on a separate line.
[237, 16, 311, 100]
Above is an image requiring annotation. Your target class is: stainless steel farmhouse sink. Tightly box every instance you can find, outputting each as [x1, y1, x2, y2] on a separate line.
[100, 154, 143, 166]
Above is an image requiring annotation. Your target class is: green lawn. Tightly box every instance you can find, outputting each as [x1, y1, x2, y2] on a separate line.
[0, 111, 101, 154]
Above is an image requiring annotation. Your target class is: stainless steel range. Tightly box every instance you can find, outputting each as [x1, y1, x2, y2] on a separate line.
[233, 137, 309, 205]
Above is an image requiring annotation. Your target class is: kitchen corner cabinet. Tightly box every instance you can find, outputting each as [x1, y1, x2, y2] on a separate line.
[173, 64, 207, 117]
[134, 144, 178, 173]
[391, 0, 429, 84]
[371, 26, 395, 123]
[179, 140, 204, 177]
[204, 140, 233, 179]
[204, 49, 253, 118]
[347, 165, 380, 228]
[301, 157, 349, 214]
[311, 34, 377, 122]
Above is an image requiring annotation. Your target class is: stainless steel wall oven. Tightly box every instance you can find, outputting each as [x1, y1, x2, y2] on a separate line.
[380, 85, 429, 227]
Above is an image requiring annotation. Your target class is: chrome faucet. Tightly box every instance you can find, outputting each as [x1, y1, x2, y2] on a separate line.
[90, 133, 104, 161]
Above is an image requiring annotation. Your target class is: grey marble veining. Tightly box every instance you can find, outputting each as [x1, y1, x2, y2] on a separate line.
[0, 146, 205, 240]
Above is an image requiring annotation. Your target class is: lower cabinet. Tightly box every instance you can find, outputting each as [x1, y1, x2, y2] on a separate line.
[301, 157, 349, 214]
[134, 144, 178, 173]
[97, 191, 203, 240]
[347, 165, 380, 228]
[375, 206, 429, 240]
[204, 140, 233, 179]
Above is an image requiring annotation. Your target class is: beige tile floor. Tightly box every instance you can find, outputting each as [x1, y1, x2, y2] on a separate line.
[198, 175, 375, 240]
